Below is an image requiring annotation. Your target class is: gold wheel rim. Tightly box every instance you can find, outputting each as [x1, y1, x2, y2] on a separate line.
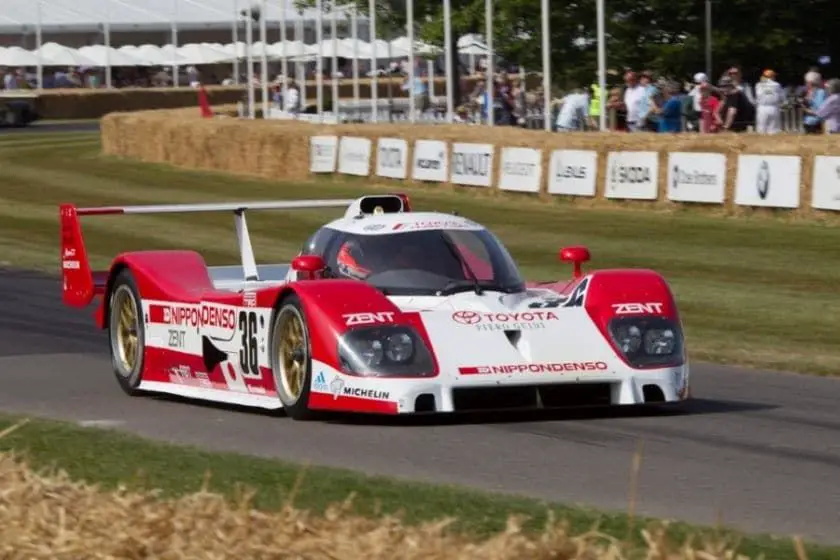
[114, 287, 139, 373]
[277, 309, 306, 400]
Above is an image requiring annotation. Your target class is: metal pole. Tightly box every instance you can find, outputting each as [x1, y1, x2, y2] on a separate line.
[295, 19, 305, 109]
[260, 0, 269, 117]
[540, 0, 550, 130]
[316, 0, 324, 120]
[280, 0, 288, 103]
[705, 0, 712, 78]
[331, 6, 338, 116]
[233, 0, 240, 85]
[408, 0, 415, 122]
[485, 0, 493, 126]
[171, 0, 179, 88]
[369, 0, 378, 122]
[428, 59, 435, 99]
[352, 5, 359, 110]
[596, 0, 606, 131]
[36, 0, 43, 90]
[104, 0, 112, 88]
[246, 6, 255, 118]
[443, 0, 454, 122]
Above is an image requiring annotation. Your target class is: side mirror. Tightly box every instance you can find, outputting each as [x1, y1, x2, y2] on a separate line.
[558, 246, 591, 278]
[291, 255, 326, 280]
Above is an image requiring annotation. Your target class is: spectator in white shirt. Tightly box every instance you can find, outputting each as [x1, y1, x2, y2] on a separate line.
[622, 71, 646, 131]
[689, 72, 708, 112]
[754, 69, 785, 134]
[555, 88, 590, 131]
[284, 81, 300, 114]
[3, 69, 19, 90]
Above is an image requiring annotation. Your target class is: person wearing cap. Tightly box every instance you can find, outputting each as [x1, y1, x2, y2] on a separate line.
[801, 71, 827, 134]
[682, 72, 709, 131]
[754, 69, 785, 134]
[689, 72, 708, 111]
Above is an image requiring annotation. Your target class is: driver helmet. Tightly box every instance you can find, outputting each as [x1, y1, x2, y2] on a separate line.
[336, 239, 372, 280]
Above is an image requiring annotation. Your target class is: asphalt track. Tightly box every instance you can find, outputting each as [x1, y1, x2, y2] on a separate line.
[1, 120, 838, 544]
[1, 267, 839, 544]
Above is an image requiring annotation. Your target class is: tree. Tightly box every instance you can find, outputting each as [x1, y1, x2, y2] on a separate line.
[293, 0, 840, 97]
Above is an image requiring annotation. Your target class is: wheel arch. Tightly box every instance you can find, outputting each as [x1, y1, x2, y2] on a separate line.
[97, 261, 130, 329]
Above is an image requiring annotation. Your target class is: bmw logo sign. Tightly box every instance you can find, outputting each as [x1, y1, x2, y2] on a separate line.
[756, 160, 770, 199]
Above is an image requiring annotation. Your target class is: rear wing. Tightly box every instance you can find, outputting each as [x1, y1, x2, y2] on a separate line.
[59, 194, 411, 308]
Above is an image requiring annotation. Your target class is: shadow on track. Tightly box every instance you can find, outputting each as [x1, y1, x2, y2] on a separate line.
[138, 392, 778, 428]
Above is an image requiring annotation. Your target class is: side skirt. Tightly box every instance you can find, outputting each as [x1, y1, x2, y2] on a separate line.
[137, 381, 283, 410]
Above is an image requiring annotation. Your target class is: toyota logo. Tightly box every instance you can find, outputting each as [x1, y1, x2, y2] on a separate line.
[452, 311, 481, 324]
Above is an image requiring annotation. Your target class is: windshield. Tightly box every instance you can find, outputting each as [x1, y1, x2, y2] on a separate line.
[326, 228, 525, 296]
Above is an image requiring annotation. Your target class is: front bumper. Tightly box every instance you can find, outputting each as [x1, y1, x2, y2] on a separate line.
[309, 360, 690, 414]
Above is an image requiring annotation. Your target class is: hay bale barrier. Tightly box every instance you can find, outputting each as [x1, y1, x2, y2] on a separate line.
[34, 76, 455, 120]
[35, 86, 245, 120]
[100, 108, 840, 222]
[0, 450, 760, 559]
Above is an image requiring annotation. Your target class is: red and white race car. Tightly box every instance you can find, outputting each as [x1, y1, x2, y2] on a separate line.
[59, 194, 690, 420]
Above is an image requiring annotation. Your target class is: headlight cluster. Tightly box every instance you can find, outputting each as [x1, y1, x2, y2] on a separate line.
[338, 326, 436, 376]
[608, 316, 684, 368]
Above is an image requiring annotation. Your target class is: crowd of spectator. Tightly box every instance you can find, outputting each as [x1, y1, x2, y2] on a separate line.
[5, 56, 840, 135]
[549, 67, 840, 134]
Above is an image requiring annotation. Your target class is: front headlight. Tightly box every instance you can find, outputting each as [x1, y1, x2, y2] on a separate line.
[338, 325, 434, 376]
[385, 332, 414, 362]
[608, 316, 684, 368]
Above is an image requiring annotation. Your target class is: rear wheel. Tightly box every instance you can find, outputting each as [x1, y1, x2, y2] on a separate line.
[108, 270, 145, 396]
[270, 294, 317, 420]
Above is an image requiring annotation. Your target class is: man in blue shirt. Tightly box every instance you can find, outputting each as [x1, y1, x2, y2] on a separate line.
[657, 82, 684, 132]
[638, 71, 662, 131]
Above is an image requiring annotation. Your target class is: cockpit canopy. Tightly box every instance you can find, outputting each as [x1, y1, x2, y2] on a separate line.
[301, 224, 526, 296]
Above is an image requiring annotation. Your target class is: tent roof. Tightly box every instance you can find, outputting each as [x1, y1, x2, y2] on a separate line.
[0, 0, 364, 32]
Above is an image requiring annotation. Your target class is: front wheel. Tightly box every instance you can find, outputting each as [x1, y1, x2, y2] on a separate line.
[270, 294, 317, 420]
[108, 269, 145, 396]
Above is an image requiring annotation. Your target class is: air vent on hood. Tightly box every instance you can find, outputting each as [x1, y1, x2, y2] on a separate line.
[504, 330, 521, 346]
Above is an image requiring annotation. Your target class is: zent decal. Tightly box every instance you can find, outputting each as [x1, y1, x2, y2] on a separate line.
[168, 329, 185, 349]
[612, 302, 664, 315]
[343, 312, 395, 326]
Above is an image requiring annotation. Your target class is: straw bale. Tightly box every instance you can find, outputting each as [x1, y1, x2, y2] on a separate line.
[0, 448, 757, 559]
[35, 86, 248, 120]
[33, 76, 467, 120]
[101, 109, 840, 222]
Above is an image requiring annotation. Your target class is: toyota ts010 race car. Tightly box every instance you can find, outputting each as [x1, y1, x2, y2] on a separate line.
[59, 193, 690, 420]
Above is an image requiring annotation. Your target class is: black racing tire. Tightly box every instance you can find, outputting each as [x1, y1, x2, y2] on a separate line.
[270, 293, 318, 420]
[107, 269, 146, 396]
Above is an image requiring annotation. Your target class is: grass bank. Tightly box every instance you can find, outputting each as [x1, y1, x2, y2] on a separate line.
[1, 131, 839, 375]
[0, 415, 833, 559]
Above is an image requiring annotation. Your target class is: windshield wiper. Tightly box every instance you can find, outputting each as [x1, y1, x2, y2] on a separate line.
[437, 232, 483, 295]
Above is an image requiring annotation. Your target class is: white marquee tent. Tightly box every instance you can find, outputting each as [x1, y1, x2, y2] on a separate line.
[0, 0, 349, 31]
[0, 38, 485, 68]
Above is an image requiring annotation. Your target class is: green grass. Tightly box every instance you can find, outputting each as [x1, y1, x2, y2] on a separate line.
[0, 413, 836, 559]
[2, 131, 838, 375]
